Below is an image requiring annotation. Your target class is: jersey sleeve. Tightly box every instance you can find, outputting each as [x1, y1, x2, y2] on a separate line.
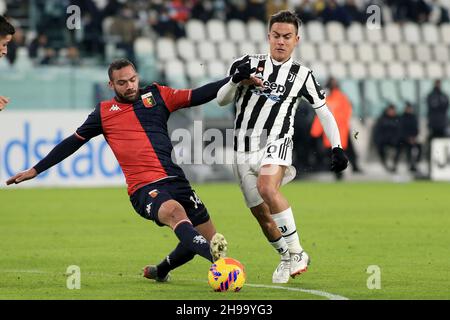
[299, 71, 327, 109]
[156, 84, 192, 112]
[75, 104, 103, 141]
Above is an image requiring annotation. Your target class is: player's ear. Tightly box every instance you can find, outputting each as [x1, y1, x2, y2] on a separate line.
[108, 80, 114, 90]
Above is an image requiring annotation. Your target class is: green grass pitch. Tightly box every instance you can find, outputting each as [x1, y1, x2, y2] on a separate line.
[0, 182, 449, 300]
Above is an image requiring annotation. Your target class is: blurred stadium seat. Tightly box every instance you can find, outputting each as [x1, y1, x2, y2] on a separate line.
[156, 38, 177, 61]
[384, 23, 402, 43]
[176, 38, 197, 61]
[186, 19, 207, 42]
[198, 41, 217, 61]
[206, 19, 227, 43]
[326, 22, 345, 44]
[227, 19, 247, 42]
[306, 21, 325, 43]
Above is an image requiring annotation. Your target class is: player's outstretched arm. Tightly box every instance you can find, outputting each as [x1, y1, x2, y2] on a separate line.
[5, 134, 86, 186]
[216, 61, 263, 106]
[0, 96, 9, 111]
[189, 76, 232, 107]
[314, 105, 348, 172]
[6, 168, 38, 185]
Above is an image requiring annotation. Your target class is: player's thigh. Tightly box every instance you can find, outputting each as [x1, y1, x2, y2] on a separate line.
[130, 184, 183, 227]
[258, 137, 296, 189]
[172, 181, 211, 228]
[233, 162, 264, 208]
[158, 200, 190, 228]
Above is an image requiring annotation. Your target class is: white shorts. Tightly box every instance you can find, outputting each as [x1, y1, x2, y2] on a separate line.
[233, 137, 297, 208]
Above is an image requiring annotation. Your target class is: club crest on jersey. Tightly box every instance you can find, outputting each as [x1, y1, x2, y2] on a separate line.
[148, 189, 159, 198]
[141, 92, 156, 108]
[287, 72, 297, 83]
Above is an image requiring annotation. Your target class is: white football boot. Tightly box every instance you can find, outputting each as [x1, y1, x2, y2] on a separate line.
[272, 256, 291, 283]
[290, 251, 310, 278]
[210, 233, 228, 261]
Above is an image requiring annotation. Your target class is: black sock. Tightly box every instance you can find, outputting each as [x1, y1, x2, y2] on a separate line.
[157, 242, 196, 278]
[173, 221, 213, 262]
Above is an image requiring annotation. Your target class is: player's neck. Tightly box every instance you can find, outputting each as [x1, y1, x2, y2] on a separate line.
[270, 55, 292, 66]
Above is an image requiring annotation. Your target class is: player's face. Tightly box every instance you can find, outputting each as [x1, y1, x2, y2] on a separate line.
[0, 34, 12, 58]
[268, 23, 299, 63]
[109, 65, 140, 102]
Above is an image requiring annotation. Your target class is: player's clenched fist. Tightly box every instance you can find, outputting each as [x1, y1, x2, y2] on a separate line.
[6, 168, 38, 185]
[331, 147, 348, 173]
[0, 96, 9, 111]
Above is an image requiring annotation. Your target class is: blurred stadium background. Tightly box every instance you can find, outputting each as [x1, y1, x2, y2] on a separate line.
[1, 0, 450, 186]
[1, 0, 450, 301]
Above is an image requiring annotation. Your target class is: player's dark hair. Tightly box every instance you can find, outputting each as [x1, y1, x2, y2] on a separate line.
[0, 15, 15, 37]
[108, 58, 136, 80]
[269, 10, 302, 34]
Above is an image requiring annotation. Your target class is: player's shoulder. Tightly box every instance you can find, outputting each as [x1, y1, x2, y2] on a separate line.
[291, 60, 320, 81]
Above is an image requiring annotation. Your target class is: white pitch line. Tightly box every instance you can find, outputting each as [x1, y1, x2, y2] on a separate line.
[245, 283, 349, 300]
[0, 269, 350, 300]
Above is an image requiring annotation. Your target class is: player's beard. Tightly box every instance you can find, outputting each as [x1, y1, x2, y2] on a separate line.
[115, 89, 139, 103]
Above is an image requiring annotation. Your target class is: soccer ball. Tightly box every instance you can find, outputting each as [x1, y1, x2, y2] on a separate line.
[208, 257, 246, 292]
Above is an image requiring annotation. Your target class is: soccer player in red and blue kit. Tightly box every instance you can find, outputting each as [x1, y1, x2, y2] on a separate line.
[6, 58, 258, 282]
[0, 15, 15, 111]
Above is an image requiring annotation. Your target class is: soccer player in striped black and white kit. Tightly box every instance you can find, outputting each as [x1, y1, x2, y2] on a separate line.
[217, 11, 348, 283]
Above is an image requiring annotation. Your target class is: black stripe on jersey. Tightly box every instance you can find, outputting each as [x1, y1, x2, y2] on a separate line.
[263, 63, 301, 137]
[245, 61, 280, 132]
[229, 55, 250, 76]
[235, 59, 266, 131]
[310, 72, 325, 100]
[279, 96, 299, 139]
[235, 86, 255, 130]
[299, 71, 314, 104]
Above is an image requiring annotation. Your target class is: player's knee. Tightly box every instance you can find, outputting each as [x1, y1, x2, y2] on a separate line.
[257, 181, 277, 204]
[158, 200, 187, 227]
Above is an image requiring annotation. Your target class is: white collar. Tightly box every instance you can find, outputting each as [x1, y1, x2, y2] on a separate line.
[269, 54, 292, 66]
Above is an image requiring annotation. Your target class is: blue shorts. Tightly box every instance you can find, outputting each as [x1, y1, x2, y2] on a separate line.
[130, 177, 210, 227]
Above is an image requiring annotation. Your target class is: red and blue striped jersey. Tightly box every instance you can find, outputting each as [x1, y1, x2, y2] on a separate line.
[75, 83, 192, 195]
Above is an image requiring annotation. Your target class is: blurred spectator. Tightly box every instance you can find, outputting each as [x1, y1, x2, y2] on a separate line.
[266, 0, 289, 20]
[343, 0, 366, 23]
[149, 1, 187, 39]
[246, 0, 266, 21]
[71, 0, 104, 58]
[110, 6, 138, 64]
[427, 80, 449, 139]
[388, 0, 431, 23]
[396, 102, 422, 172]
[191, 0, 215, 22]
[293, 100, 319, 174]
[429, 0, 450, 24]
[28, 33, 57, 65]
[4, 19, 24, 65]
[321, 0, 351, 26]
[227, 1, 249, 21]
[373, 104, 401, 173]
[293, 0, 317, 24]
[310, 77, 360, 179]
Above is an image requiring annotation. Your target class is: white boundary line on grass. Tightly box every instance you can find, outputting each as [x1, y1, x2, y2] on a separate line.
[245, 283, 349, 300]
[0, 269, 350, 300]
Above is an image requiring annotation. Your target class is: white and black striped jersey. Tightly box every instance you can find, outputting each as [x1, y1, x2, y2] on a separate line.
[228, 53, 326, 152]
